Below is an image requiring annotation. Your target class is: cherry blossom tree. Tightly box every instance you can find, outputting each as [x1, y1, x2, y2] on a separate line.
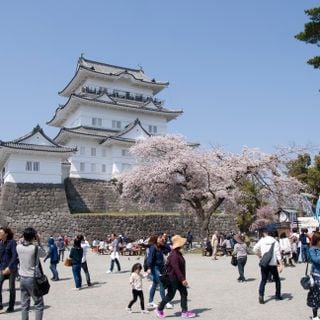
[118, 135, 305, 239]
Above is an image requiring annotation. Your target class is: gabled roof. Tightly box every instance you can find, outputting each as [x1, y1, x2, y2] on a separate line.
[100, 119, 150, 145]
[47, 94, 183, 127]
[0, 125, 77, 154]
[59, 57, 169, 96]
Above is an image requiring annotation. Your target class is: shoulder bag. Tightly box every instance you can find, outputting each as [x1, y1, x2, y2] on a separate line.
[259, 242, 275, 268]
[231, 255, 238, 266]
[301, 262, 314, 290]
[33, 245, 50, 297]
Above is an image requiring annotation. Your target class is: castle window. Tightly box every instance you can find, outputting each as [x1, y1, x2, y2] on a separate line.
[25, 161, 40, 172]
[80, 162, 85, 172]
[121, 163, 132, 171]
[102, 148, 107, 157]
[148, 125, 157, 134]
[121, 149, 129, 157]
[91, 163, 96, 173]
[26, 161, 32, 171]
[112, 120, 121, 129]
[91, 148, 96, 157]
[80, 146, 86, 156]
[92, 117, 102, 127]
[102, 164, 106, 173]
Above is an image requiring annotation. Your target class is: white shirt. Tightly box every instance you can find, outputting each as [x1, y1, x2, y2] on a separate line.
[129, 272, 144, 291]
[81, 241, 90, 263]
[253, 236, 281, 266]
[279, 238, 291, 253]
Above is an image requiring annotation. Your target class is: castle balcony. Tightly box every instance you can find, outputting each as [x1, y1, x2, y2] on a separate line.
[81, 86, 164, 107]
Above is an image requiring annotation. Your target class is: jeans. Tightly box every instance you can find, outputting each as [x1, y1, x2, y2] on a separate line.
[0, 271, 16, 309]
[49, 263, 59, 280]
[81, 261, 91, 285]
[110, 258, 121, 272]
[128, 289, 145, 310]
[259, 265, 281, 297]
[158, 279, 188, 312]
[149, 266, 165, 303]
[72, 263, 82, 288]
[237, 256, 247, 281]
[58, 250, 65, 261]
[20, 276, 44, 320]
[301, 244, 309, 262]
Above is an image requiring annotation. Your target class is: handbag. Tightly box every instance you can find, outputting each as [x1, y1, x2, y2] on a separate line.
[259, 242, 275, 268]
[64, 257, 73, 267]
[301, 262, 314, 290]
[231, 255, 238, 266]
[33, 245, 50, 297]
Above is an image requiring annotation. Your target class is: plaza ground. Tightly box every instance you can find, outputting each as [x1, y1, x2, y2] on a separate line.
[3, 251, 310, 320]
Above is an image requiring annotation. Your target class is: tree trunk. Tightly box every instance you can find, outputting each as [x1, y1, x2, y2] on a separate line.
[200, 214, 210, 240]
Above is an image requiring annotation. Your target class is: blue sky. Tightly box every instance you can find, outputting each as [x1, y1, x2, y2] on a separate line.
[0, 1, 319, 152]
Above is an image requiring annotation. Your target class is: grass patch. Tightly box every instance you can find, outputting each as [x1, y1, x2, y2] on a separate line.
[72, 211, 180, 217]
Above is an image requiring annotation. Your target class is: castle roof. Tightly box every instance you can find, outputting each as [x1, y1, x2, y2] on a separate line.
[47, 94, 182, 127]
[59, 57, 169, 96]
[0, 125, 77, 154]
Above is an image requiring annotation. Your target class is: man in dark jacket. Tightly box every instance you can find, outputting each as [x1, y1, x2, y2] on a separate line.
[0, 227, 18, 313]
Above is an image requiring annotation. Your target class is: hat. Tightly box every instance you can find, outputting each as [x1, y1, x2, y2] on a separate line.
[172, 235, 187, 249]
[234, 234, 244, 244]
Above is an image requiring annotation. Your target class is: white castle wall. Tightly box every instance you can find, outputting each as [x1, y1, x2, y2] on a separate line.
[3, 153, 64, 184]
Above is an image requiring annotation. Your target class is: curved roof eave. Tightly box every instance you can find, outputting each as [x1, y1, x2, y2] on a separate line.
[58, 66, 169, 96]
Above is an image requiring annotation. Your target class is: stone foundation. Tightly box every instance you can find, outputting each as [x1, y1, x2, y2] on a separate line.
[0, 181, 238, 241]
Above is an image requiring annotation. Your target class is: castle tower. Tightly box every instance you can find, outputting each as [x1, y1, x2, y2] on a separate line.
[48, 57, 183, 180]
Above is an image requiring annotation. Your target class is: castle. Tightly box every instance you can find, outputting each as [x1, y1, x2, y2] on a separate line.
[0, 56, 183, 185]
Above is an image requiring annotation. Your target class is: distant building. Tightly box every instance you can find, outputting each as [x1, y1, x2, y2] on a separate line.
[0, 57, 183, 184]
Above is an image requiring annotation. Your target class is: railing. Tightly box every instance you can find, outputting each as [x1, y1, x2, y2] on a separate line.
[81, 86, 164, 107]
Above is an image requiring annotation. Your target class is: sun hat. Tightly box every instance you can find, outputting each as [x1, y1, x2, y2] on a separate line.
[234, 234, 244, 244]
[172, 235, 187, 249]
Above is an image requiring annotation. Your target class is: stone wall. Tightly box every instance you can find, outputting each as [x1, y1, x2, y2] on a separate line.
[0, 182, 78, 239]
[0, 181, 239, 241]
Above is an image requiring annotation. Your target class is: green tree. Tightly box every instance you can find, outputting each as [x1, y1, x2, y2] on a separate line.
[295, 7, 320, 69]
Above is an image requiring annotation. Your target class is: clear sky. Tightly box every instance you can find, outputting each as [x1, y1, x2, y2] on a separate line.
[0, 1, 319, 153]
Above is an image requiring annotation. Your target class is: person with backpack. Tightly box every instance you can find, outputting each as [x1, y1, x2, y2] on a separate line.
[253, 229, 283, 304]
[44, 237, 59, 281]
[300, 229, 310, 263]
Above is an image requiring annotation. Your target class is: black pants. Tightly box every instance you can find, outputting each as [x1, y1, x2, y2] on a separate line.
[128, 289, 145, 310]
[237, 257, 247, 281]
[110, 258, 121, 272]
[158, 280, 188, 312]
[58, 250, 65, 261]
[81, 261, 91, 286]
[0, 272, 16, 309]
[259, 265, 281, 297]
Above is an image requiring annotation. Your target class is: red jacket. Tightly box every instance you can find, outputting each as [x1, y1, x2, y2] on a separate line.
[167, 249, 186, 283]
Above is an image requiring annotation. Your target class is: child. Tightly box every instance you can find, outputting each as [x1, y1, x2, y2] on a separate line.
[126, 263, 149, 314]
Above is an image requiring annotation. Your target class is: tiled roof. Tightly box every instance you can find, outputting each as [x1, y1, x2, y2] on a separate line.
[47, 94, 182, 126]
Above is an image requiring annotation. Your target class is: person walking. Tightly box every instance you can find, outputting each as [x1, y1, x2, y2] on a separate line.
[77, 235, 92, 287]
[279, 232, 293, 267]
[69, 238, 83, 290]
[300, 229, 310, 263]
[0, 227, 18, 313]
[126, 263, 149, 314]
[253, 229, 283, 304]
[186, 231, 193, 250]
[64, 236, 69, 251]
[106, 233, 121, 273]
[307, 232, 320, 320]
[44, 238, 59, 281]
[147, 235, 173, 310]
[155, 235, 195, 318]
[232, 234, 248, 282]
[16, 227, 46, 320]
[57, 236, 65, 262]
[211, 231, 219, 260]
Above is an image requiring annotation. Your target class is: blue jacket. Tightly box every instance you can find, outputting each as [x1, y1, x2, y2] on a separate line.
[0, 239, 18, 272]
[147, 245, 165, 270]
[44, 238, 59, 264]
[309, 246, 320, 273]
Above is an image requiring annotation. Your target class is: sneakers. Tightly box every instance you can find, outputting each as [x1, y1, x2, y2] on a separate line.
[155, 308, 165, 318]
[147, 302, 158, 309]
[166, 303, 173, 309]
[181, 311, 196, 318]
[106, 270, 111, 274]
[6, 307, 14, 313]
[126, 307, 132, 313]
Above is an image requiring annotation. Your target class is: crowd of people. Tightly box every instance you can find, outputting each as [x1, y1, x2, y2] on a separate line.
[1, 224, 320, 319]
